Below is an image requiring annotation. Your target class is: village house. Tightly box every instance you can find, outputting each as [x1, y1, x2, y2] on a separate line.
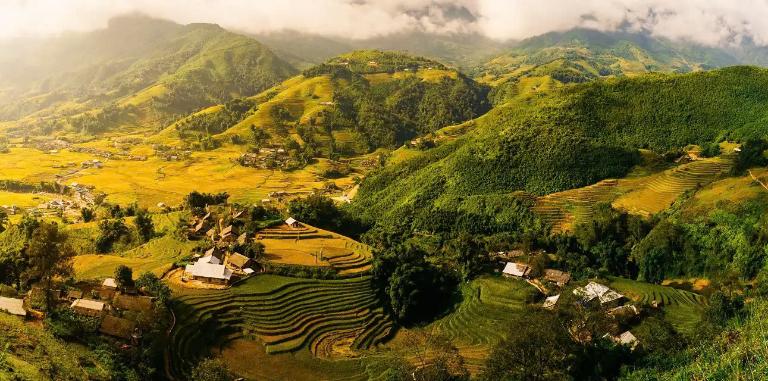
[502, 262, 531, 279]
[573, 282, 625, 308]
[605, 331, 640, 351]
[608, 304, 640, 317]
[285, 217, 301, 228]
[99, 315, 137, 340]
[0, 296, 26, 317]
[220, 225, 234, 241]
[543, 269, 572, 286]
[102, 278, 118, 290]
[71, 299, 106, 317]
[65, 289, 84, 301]
[543, 294, 560, 310]
[226, 252, 252, 272]
[113, 294, 155, 314]
[185, 255, 233, 284]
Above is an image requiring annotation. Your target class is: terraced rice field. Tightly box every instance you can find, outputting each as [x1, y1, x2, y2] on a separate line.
[425, 276, 538, 374]
[259, 224, 373, 275]
[609, 277, 708, 334]
[168, 275, 391, 378]
[533, 179, 626, 232]
[613, 157, 734, 216]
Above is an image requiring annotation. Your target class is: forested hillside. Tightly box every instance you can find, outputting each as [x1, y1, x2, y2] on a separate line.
[351, 66, 768, 238]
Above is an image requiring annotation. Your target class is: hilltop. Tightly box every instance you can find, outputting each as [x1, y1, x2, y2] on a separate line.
[167, 49, 490, 155]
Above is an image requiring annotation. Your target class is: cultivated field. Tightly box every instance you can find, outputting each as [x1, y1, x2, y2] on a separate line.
[168, 275, 392, 378]
[259, 224, 372, 274]
[387, 276, 538, 374]
[609, 277, 708, 334]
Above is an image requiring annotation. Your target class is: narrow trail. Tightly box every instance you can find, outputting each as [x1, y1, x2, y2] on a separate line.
[748, 170, 768, 192]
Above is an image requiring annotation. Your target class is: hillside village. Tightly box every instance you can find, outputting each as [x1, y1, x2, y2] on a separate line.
[1, 7, 768, 381]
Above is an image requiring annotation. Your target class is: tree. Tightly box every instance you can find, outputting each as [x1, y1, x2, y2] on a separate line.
[481, 310, 574, 381]
[134, 208, 154, 242]
[114, 265, 134, 289]
[135, 271, 171, 305]
[249, 125, 271, 150]
[95, 218, 130, 253]
[403, 329, 469, 381]
[0, 209, 7, 233]
[25, 222, 75, 310]
[0, 226, 27, 289]
[191, 358, 235, 381]
[287, 194, 342, 230]
[80, 207, 95, 222]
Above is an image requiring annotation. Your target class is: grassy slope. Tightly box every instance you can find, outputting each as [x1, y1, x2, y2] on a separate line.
[0, 314, 105, 380]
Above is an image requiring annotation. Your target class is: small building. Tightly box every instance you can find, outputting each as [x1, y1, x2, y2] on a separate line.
[198, 252, 222, 265]
[502, 262, 531, 279]
[543, 269, 571, 286]
[65, 289, 84, 301]
[220, 225, 234, 240]
[608, 304, 640, 317]
[102, 278, 118, 290]
[99, 315, 137, 340]
[285, 217, 301, 228]
[237, 232, 248, 245]
[542, 294, 560, 310]
[113, 294, 154, 314]
[608, 331, 640, 351]
[0, 297, 26, 317]
[184, 261, 233, 285]
[573, 282, 625, 308]
[71, 299, 106, 317]
[227, 253, 251, 271]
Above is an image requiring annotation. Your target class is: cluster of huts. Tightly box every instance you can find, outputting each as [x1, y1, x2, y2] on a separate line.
[500, 255, 640, 350]
[0, 278, 155, 343]
[237, 147, 289, 169]
[183, 209, 263, 285]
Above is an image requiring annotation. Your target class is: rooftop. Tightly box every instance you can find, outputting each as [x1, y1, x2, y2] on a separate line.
[502, 262, 530, 277]
[0, 297, 26, 316]
[71, 299, 106, 311]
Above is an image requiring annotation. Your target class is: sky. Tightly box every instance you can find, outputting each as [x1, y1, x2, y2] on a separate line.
[2, 0, 768, 46]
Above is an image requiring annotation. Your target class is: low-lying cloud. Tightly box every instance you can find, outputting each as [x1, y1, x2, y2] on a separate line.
[3, 0, 768, 46]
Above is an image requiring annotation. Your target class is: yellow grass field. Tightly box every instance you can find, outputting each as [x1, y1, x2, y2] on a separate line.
[259, 223, 372, 274]
[0, 145, 356, 210]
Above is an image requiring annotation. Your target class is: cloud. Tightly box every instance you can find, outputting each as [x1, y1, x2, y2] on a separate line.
[2, 0, 768, 46]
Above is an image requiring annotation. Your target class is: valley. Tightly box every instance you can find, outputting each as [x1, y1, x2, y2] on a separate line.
[0, 10, 767, 381]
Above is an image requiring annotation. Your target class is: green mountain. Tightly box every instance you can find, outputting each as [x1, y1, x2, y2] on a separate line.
[474, 28, 742, 93]
[0, 14, 296, 135]
[351, 66, 768, 235]
[169, 50, 490, 155]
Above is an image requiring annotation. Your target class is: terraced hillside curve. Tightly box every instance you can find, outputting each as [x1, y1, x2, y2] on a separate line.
[168, 275, 392, 378]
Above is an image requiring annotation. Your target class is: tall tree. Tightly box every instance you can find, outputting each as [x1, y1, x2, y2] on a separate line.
[25, 222, 75, 310]
[134, 208, 154, 242]
[114, 265, 134, 289]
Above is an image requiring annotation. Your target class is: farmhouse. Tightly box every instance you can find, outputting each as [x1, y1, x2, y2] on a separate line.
[543, 294, 560, 310]
[502, 262, 531, 278]
[285, 217, 301, 228]
[573, 282, 625, 308]
[99, 315, 137, 340]
[226, 253, 251, 271]
[65, 289, 84, 301]
[185, 255, 233, 284]
[237, 232, 248, 245]
[113, 295, 155, 314]
[605, 331, 640, 350]
[0, 297, 26, 317]
[102, 278, 118, 290]
[609, 304, 640, 317]
[71, 299, 106, 317]
[543, 269, 571, 286]
[220, 225, 234, 240]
